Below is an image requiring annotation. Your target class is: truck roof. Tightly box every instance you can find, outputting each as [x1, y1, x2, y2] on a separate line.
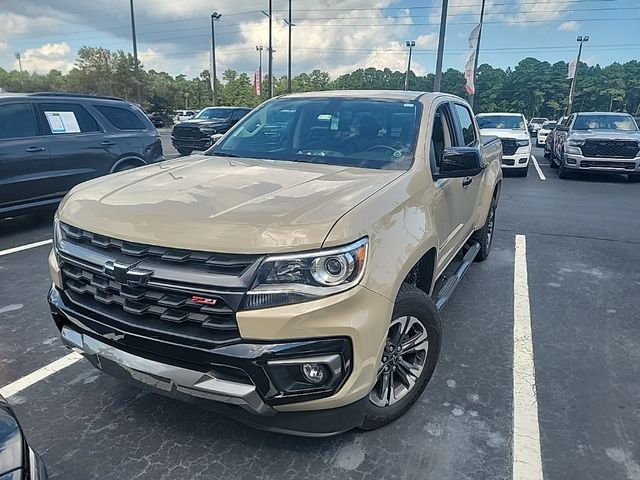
[476, 112, 523, 117]
[281, 90, 455, 102]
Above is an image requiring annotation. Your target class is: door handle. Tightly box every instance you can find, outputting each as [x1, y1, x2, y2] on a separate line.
[101, 141, 116, 146]
[25, 146, 45, 152]
[462, 177, 473, 187]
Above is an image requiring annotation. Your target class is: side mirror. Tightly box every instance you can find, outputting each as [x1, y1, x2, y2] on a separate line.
[435, 148, 484, 179]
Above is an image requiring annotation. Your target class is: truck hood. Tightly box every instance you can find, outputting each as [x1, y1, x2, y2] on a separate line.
[479, 128, 529, 141]
[58, 155, 403, 254]
[569, 130, 640, 141]
[176, 119, 228, 128]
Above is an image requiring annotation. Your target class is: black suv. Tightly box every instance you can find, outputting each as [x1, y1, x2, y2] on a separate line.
[0, 92, 164, 218]
[171, 106, 250, 155]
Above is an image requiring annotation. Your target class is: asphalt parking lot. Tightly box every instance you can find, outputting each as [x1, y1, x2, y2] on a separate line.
[1, 144, 639, 480]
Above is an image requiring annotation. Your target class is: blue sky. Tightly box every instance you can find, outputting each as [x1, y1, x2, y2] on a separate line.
[1, 0, 638, 79]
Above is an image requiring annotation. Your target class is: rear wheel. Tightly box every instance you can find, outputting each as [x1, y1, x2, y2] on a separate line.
[361, 284, 441, 431]
[113, 160, 143, 173]
[471, 193, 497, 262]
[176, 147, 193, 156]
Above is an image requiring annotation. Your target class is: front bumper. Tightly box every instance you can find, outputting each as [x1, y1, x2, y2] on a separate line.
[501, 147, 531, 168]
[536, 134, 548, 146]
[171, 136, 213, 151]
[563, 152, 640, 173]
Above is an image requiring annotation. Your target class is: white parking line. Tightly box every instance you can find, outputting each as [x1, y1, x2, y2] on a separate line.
[0, 239, 52, 257]
[513, 235, 544, 480]
[531, 155, 547, 181]
[0, 352, 83, 399]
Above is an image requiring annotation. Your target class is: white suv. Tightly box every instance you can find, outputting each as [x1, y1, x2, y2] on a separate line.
[477, 113, 532, 177]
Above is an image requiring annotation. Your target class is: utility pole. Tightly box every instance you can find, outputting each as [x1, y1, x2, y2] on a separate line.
[211, 12, 222, 106]
[14, 52, 23, 86]
[433, 0, 449, 92]
[261, 3, 274, 98]
[256, 46, 263, 96]
[468, 0, 485, 110]
[567, 35, 588, 116]
[284, 0, 294, 93]
[404, 41, 415, 91]
[129, 0, 142, 105]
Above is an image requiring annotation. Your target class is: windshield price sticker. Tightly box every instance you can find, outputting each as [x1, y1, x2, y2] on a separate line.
[45, 111, 81, 134]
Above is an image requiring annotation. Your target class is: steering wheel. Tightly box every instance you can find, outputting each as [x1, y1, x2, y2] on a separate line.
[364, 145, 403, 157]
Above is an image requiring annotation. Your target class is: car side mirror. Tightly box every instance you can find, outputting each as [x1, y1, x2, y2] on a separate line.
[435, 147, 484, 179]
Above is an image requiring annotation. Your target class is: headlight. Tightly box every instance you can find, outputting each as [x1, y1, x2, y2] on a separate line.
[516, 139, 529, 147]
[568, 138, 584, 146]
[53, 214, 62, 247]
[200, 127, 217, 135]
[242, 238, 368, 310]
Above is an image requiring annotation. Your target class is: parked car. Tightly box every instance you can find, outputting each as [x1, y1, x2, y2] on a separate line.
[147, 112, 165, 128]
[536, 120, 557, 147]
[49, 90, 502, 436]
[0, 394, 48, 479]
[477, 112, 531, 176]
[0, 92, 164, 218]
[551, 112, 640, 180]
[173, 110, 197, 123]
[544, 116, 567, 158]
[171, 106, 251, 156]
[528, 117, 548, 136]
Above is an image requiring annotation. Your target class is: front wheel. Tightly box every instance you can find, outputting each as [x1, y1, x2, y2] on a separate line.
[517, 163, 529, 177]
[471, 194, 497, 262]
[558, 154, 571, 179]
[361, 284, 442, 431]
[629, 174, 640, 183]
[176, 147, 193, 156]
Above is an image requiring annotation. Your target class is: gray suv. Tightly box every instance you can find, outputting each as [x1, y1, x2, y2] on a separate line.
[0, 92, 164, 218]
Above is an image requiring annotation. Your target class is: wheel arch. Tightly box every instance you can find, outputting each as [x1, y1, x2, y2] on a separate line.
[402, 247, 438, 297]
[110, 155, 146, 173]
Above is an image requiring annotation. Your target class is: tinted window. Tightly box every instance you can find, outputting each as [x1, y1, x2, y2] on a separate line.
[231, 110, 246, 121]
[573, 114, 638, 131]
[95, 105, 146, 130]
[477, 115, 525, 130]
[211, 97, 421, 171]
[430, 104, 456, 176]
[195, 108, 234, 120]
[454, 104, 477, 147]
[0, 103, 37, 139]
[40, 102, 99, 134]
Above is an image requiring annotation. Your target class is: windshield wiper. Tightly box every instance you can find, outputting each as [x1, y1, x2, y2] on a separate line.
[211, 151, 239, 158]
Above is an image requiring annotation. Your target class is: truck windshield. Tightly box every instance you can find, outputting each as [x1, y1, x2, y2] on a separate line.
[573, 114, 638, 131]
[209, 97, 421, 170]
[477, 115, 525, 130]
[195, 108, 233, 120]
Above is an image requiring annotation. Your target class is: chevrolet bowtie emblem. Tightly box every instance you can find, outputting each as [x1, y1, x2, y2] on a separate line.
[104, 260, 153, 287]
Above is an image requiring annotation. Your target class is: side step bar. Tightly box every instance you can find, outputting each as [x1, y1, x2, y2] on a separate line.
[435, 241, 481, 311]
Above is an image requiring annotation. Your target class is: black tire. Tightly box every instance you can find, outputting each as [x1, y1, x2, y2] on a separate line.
[518, 164, 529, 177]
[361, 284, 442, 431]
[558, 154, 571, 179]
[549, 156, 558, 168]
[113, 161, 143, 173]
[176, 148, 193, 156]
[471, 193, 497, 262]
[543, 150, 550, 159]
[629, 174, 640, 183]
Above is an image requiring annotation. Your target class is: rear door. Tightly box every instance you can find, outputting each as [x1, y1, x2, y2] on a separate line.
[0, 102, 54, 210]
[36, 101, 122, 194]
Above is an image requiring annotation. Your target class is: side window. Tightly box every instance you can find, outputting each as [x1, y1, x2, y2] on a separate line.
[231, 110, 245, 122]
[564, 115, 573, 128]
[430, 104, 455, 177]
[39, 103, 100, 134]
[454, 104, 477, 147]
[0, 103, 37, 139]
[94, 105, 146, 130]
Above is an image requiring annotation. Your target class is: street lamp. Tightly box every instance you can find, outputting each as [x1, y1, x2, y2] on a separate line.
[211, 12, 222, 106]
[567, 35, 589, 115]
[284, 0, 295, 94]
[404, 40, 415, 91]
[261, 2, 273, 99]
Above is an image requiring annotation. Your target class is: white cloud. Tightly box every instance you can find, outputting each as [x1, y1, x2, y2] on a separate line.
[0, 42, 8, 53]
[558, 21, 580, 32]
[433, 0, 570, 26]
[16, 42, 74, 73]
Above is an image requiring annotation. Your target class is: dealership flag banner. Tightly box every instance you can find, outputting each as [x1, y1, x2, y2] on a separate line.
[254, 68, 262, 96]
[464, 24, 481, 95]
[567, 58, 577, 79]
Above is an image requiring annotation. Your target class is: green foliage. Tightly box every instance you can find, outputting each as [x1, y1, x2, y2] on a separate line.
[1, 46, 639, 117]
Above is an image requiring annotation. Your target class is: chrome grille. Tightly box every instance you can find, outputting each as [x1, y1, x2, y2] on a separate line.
[172, 126, 204, 139]
[581, 140, 639, 159]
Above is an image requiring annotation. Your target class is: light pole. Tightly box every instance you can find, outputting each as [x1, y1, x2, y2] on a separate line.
[129, 0, 142, 105]
[284, 0, 294, 93]
[261, 2, 273, 98]
[468, 0, 486, 109]
[211, 12, 222, 106]
[567, 35, 588, 116]
[404, 40, 415, 91]
[256, 46, 263, 96]
[434, 0, 449, 92]
[14, 52, 23, 86]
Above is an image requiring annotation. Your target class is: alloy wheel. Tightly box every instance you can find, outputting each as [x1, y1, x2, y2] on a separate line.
[369, 316, 429, 407]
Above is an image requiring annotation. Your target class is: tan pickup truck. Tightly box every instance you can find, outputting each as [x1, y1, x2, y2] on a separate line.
[48, 91, 502, 436]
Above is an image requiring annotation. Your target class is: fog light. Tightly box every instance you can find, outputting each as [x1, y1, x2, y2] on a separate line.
[519, 158, 528, 164]
[301, 363, 326, 384]
[567, 158, 577, 165]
